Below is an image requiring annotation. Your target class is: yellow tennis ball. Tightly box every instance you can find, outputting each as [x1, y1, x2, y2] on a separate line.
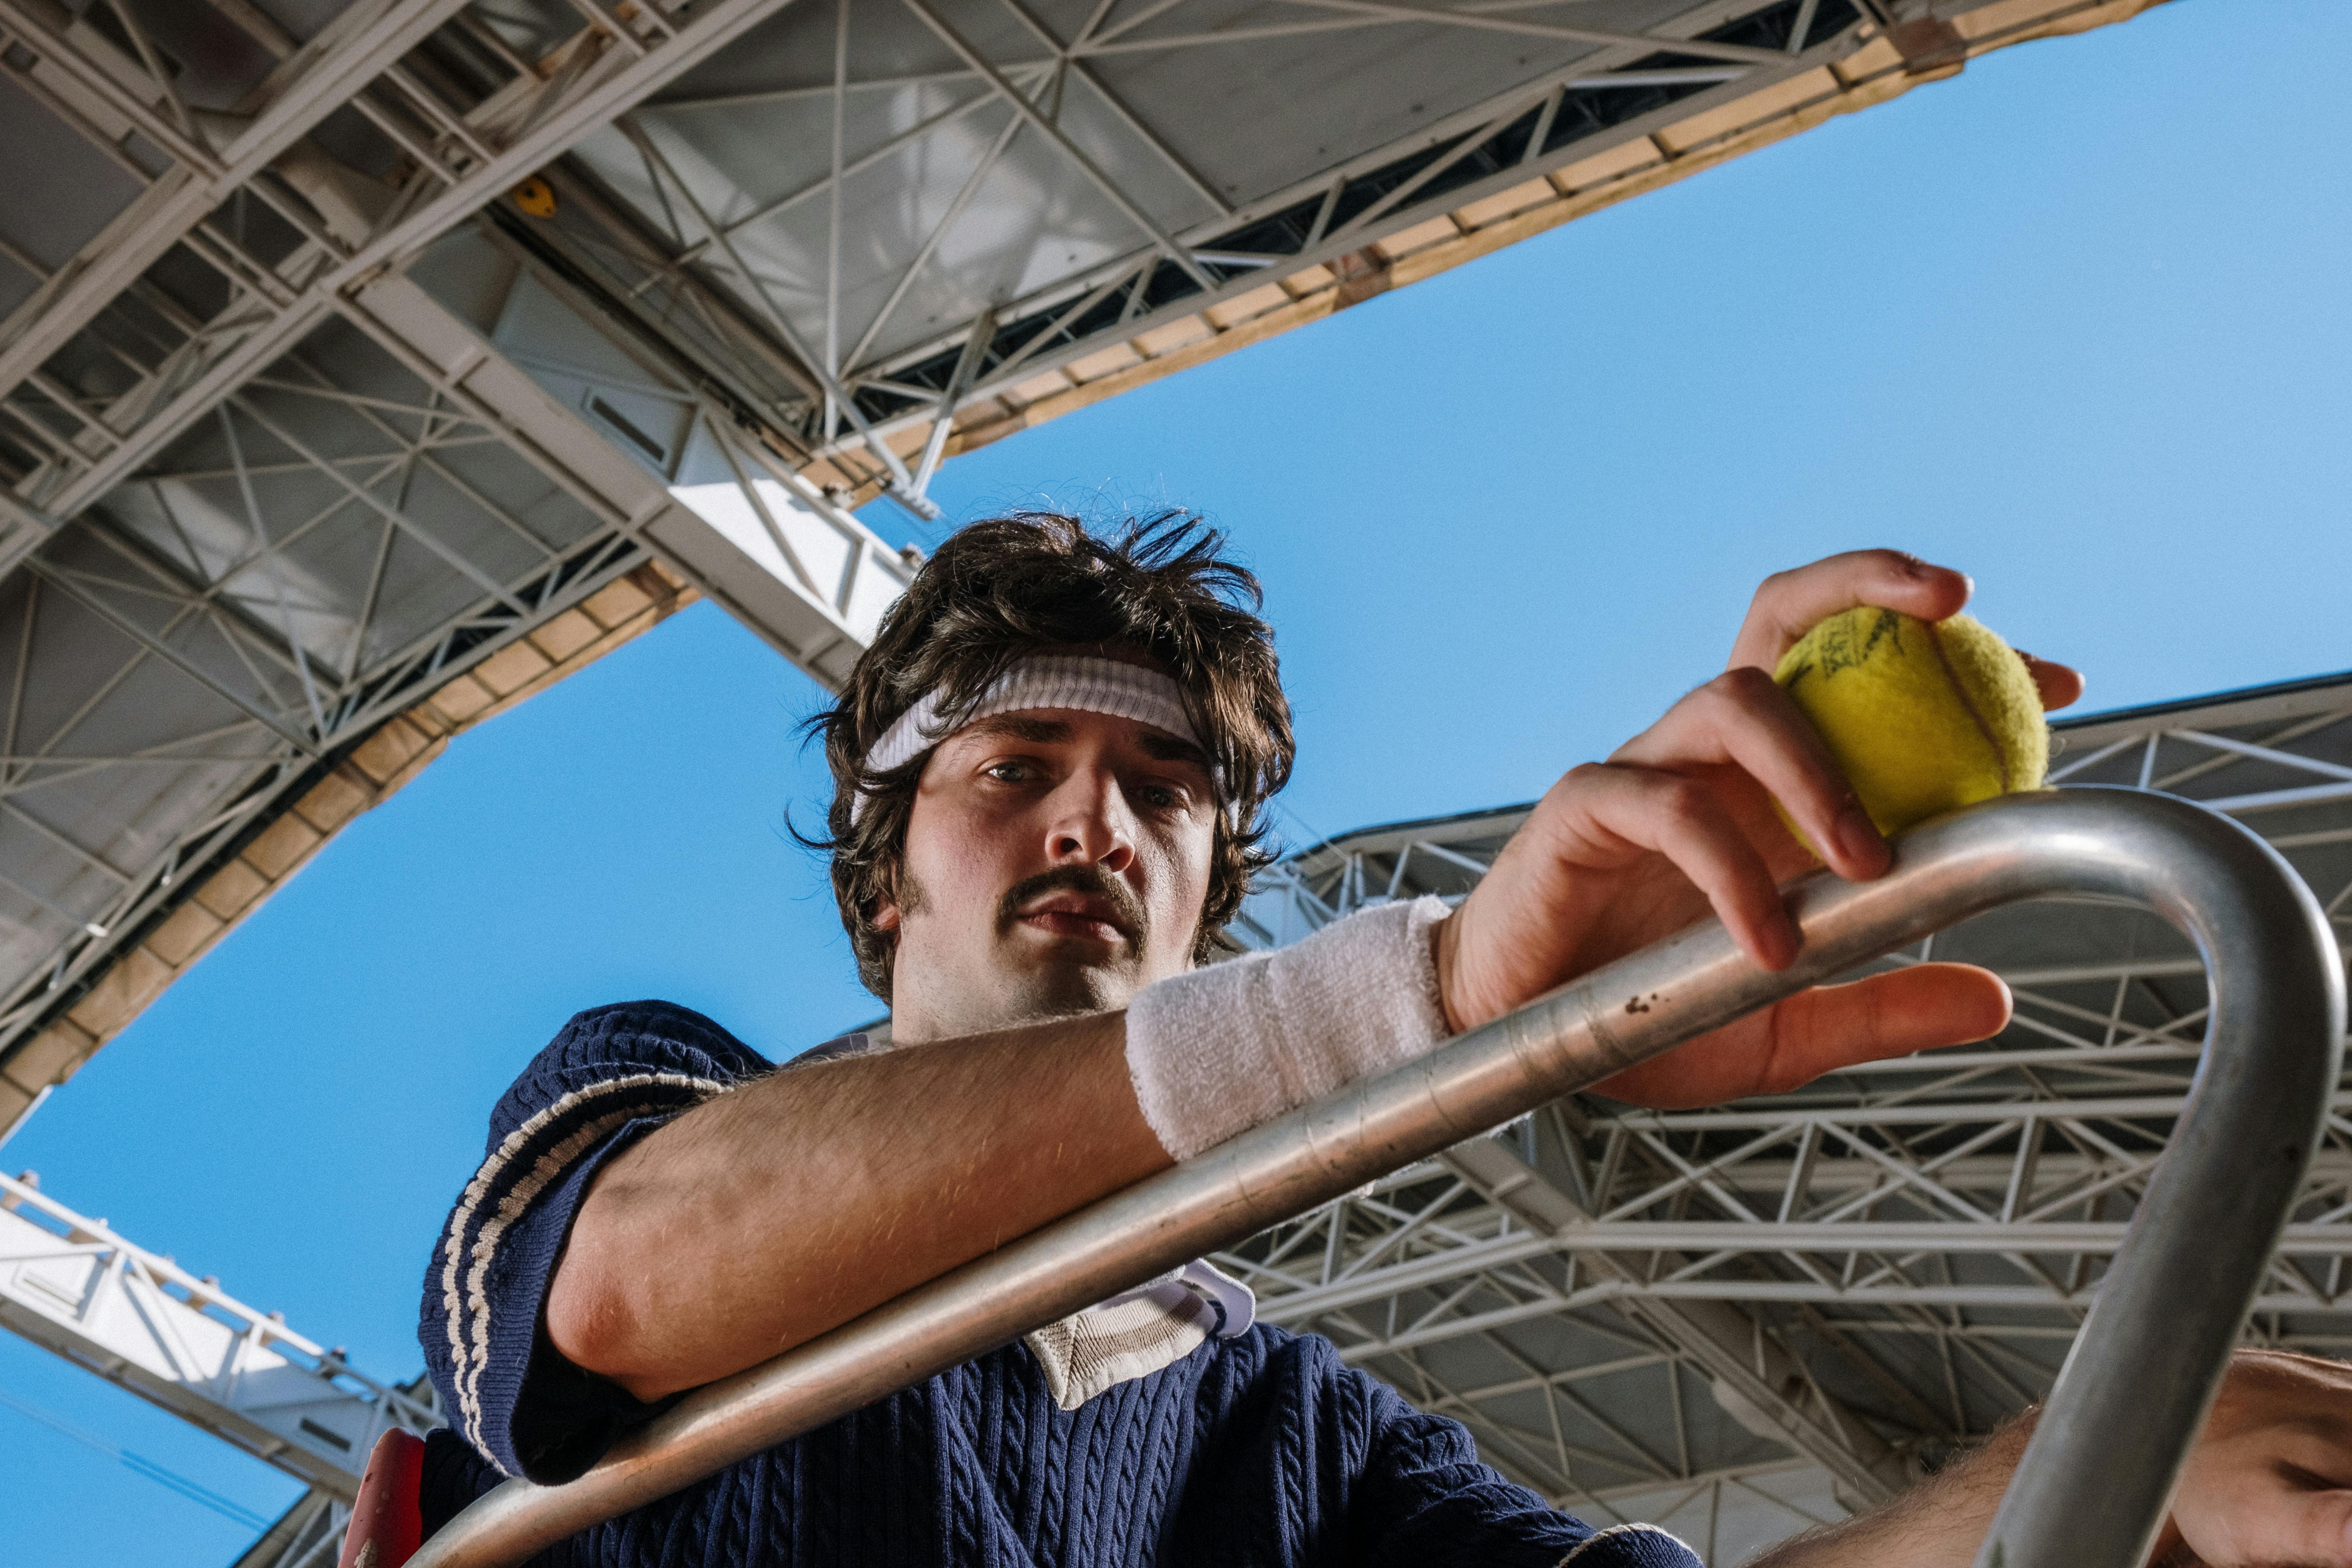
[1773, 607, 2049, 838]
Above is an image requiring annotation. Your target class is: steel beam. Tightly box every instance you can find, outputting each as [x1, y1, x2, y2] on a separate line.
[0, 1169, 435, 1499]
[343, 267, 912, 682]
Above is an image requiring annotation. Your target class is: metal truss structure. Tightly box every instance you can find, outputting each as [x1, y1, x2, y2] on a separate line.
[543, 0, 2160, 498]
[1219, 671, 2352, 1561]
[0, 1165, 437, 1566]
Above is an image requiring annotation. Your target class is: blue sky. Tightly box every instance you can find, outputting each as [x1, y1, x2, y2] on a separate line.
[6, 1, 2350, 1558]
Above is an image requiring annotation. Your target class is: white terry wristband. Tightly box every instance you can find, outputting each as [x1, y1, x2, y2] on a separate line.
[1124, 896, 1453, 1161]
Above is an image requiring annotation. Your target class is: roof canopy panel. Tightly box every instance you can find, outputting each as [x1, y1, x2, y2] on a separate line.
[562, 0, 1857, 405]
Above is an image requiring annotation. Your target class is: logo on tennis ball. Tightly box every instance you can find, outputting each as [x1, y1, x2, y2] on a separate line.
[1775, 608, 2049, 839]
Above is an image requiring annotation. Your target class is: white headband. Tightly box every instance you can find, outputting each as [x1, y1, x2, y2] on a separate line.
[854, 655, 1214, 821]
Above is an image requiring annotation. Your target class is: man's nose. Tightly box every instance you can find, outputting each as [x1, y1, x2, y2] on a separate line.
[1044, 769, 1136, 872]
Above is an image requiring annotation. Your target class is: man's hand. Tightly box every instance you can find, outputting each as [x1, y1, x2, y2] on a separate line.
[2151, 1350, 2352, 1566]
[1433, 549, 2085, 1107]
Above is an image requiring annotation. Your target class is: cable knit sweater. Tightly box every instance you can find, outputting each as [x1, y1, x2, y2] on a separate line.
[416, 1001, 1701, 1568]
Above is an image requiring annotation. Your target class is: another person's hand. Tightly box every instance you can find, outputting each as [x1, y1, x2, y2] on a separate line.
[1433, 548, 2084, 1108]
[2151, 1349, 2352, 1566]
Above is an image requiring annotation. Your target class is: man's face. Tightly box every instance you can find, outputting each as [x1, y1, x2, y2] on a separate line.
[875, 704, 1219, 1043]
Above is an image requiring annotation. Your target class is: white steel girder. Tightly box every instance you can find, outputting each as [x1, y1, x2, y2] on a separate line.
[0, 1168, 436, 1499]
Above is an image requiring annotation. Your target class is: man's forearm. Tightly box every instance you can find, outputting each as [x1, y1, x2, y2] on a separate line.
[1753, 1415, 2035, 1568]
[547, 1012, 1166, 1400]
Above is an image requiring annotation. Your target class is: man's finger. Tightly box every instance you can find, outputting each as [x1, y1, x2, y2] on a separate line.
[2018, 651, 2086, 713]
[1561, 763, 1799, 971]
[1728, 550, 1973, 673]
[1588, 965, 2010, 1108]
[1613, 669, 1889, 884]
[1753, 965, 2012, 1093]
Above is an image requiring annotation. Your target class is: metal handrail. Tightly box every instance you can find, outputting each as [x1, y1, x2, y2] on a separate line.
[409, 789, 2344, 1568]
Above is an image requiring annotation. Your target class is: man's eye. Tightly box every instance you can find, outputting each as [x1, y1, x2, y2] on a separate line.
[1134, 782, 1189, 811]
[985, 760, 1032, 783]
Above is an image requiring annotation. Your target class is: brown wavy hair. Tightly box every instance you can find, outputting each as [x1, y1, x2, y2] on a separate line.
[808, 511, 1294, 1000]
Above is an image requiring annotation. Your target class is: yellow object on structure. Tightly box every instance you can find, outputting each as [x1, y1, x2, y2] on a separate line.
[511, 178, 557, 218]
[1774, 608, 2049, 838]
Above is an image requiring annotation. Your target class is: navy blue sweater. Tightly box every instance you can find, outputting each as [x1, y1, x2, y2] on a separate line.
[417, 1001, 1701, 1567]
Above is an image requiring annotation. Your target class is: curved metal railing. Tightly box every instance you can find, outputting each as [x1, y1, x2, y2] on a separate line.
[409, 788, 2344, 1568]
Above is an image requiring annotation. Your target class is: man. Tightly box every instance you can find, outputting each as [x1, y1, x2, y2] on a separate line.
[419, 514, 2352, 1566]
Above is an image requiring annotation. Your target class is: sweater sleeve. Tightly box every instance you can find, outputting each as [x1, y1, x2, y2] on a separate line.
[417, 1000, 772, 1484]
[1351, 1374, 1705, 1568]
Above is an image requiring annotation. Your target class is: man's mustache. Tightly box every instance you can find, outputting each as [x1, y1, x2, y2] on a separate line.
[997, 864, 1148, 945]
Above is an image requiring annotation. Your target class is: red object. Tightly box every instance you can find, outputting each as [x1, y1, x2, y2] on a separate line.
[339, 1429, 426, 1568]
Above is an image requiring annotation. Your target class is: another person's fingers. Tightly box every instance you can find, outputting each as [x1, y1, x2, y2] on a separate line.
[1727, 550, 1973, 672]
[2018, 650, 2086, 712]
[1590, 965, 2010, 1108]
[2178, 1484, 2352, 1568]
[2174, 1355, 2352, 1567]
[1613, 669, 1889, 882]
